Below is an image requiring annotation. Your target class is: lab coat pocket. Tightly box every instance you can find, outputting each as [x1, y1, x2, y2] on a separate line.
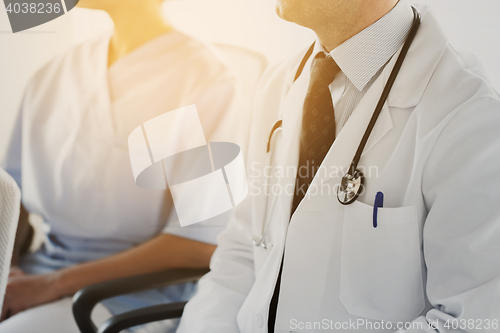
[339, 200, 425, 323]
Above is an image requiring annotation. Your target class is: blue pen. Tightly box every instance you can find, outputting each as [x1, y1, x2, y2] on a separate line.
[373, 192, 384, 228]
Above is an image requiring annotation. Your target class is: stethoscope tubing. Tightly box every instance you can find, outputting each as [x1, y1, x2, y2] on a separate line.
[347, 7, 421, 176]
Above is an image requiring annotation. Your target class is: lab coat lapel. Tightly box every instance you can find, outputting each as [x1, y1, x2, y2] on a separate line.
[387, 4, 448, 108]
[249, 54, 301, 235]
[306, 5, 448, 191]
[276, 61, 312, 231]
[283, 50, 397, 219]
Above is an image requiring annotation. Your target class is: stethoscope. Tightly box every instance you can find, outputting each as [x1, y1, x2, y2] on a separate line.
[266, 6, 421, 208]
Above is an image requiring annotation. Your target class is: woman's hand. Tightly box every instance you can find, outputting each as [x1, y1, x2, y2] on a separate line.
[8, 266, 25, 278]
[0, 271, 63, 322]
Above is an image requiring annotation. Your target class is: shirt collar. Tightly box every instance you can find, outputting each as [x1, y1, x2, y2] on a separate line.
[313, 0, 414, 91]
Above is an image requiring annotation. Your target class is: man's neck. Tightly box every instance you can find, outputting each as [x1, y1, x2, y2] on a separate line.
[106, 4, 173, 67]
[316, 0, 399, 52]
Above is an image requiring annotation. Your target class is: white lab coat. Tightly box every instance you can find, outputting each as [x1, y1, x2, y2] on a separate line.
[178, 6, 500, 333]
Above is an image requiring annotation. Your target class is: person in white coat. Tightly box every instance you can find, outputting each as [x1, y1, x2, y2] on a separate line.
[0, 0, 244, 332]
[177, 0, 500, 332]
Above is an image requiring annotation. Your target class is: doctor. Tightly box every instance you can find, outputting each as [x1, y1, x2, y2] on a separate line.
[178, 0, 500, 332]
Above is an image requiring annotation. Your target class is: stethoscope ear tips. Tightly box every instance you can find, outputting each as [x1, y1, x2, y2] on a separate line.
[249, 235, 270, 249]
[249, 235, 260, 246]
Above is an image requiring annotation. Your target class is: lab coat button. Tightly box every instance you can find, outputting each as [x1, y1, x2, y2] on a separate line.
[255, 313, 264, 328]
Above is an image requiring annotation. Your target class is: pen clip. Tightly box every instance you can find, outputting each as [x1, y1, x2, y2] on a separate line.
[373, 192, 384, 228]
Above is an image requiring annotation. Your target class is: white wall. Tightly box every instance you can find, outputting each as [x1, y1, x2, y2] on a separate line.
[428, 0, 500, 90]
[1, 0, 499, 158]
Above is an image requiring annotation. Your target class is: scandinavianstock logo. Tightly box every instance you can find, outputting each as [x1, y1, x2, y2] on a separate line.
[128, 105, 248, 227]
[3, 0, 78, 33]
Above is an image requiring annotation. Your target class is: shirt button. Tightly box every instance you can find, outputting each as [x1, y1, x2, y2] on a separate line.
[255, 313, 264, 328]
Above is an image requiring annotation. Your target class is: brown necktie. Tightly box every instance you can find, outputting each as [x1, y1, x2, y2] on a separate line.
[291, 53, 341, 215]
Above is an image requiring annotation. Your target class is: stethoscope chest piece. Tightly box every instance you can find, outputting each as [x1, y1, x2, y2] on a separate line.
[337, 170, 365, 205]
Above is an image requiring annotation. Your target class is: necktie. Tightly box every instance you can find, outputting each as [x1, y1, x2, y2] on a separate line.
[291, 53, 340, 214]
[268, 53, 340, 332]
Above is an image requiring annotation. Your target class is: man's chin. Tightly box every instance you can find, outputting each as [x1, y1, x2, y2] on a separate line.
[275, 3, 292, 22]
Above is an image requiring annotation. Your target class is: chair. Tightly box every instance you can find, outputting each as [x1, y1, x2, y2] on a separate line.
[72, 45, 267, 333]
[72, 268, 210, 333]
[0, 168, 21, 313]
